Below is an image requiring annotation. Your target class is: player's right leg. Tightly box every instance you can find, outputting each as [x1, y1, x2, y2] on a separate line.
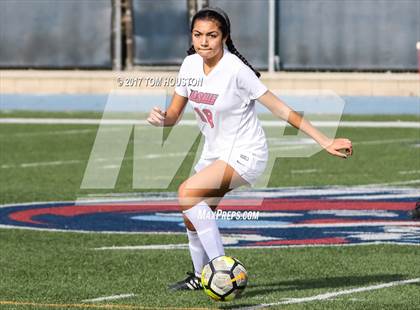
[169, 197, 222, 290]
[169, 160, 247, 291]
[179, 159, 248, 260]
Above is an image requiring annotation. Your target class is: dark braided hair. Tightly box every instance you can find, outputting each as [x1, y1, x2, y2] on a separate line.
[225, 36, 261, 78]
[187, 7, 261, 78]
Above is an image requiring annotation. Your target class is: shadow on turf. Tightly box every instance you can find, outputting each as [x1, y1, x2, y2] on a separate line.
[219, 274, 405, 309]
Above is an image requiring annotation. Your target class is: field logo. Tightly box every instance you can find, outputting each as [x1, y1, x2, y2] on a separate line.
[1, 189, 419, 247]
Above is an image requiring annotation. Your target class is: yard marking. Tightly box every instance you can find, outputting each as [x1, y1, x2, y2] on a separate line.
[0, 118, 419, 128]
[234, 278, 420, 309]
[82, 294, 135, 303]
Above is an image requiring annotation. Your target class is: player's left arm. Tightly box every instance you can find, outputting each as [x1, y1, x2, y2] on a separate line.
[257, 90, 353, 158]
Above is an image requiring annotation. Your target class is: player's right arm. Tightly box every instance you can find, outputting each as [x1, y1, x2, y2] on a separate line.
[147, 92, 188, 127]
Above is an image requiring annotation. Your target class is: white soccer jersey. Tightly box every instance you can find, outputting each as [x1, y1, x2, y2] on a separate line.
[175, 48, 268, 162]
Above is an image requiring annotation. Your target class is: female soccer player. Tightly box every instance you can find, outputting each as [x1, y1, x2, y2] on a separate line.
[147, 7, 352, 291]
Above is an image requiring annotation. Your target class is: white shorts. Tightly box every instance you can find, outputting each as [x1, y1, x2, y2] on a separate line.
[194, 150, 268, 186]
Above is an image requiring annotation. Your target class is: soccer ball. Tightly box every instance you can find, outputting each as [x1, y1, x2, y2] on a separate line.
[201, 255, 248, 301]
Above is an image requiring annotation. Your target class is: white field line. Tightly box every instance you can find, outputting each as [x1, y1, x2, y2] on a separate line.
[82, 293, 135, 303]
[234, 278, 420, 309]
[333, 192, 420, 200]
[1, 118, 419, 128]
[76, 189, 418, 205]
[1, 137, 418, 170]
[399, 170, 420, 175]
[0, 127, 126, 138]
[324, 121, 420, 128]
[93, 241, 420, 251]
[355, 138, 419, 145]
[0, 152, 189, 169]
[78, 187, 420, 201]
[95, 244, 189, 250]
[291, 169, 319, 174]
[1, 160, 82, 169]
[268, 138, 419, 152]
[360, 179, 420, 186]
[0, 129, 96, 138]
[225, 221, 420, 229]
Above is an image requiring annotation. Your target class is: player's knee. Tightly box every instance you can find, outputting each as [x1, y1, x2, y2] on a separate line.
[178, 181, 199, 210]
[178, 182, 191, 210]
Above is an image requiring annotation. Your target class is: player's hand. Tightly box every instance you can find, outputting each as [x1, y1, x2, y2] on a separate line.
[325, 138, 353, 159]
[147, 107, 166, 127]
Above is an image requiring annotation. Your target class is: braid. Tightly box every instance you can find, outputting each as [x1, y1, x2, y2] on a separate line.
[187, 44, 196, 55]
[226, 36, 261, 78]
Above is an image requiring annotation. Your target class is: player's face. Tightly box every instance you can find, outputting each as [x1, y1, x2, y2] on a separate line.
[192, 19, 226, 62]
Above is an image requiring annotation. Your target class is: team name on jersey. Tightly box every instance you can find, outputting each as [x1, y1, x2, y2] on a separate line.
[189, 90, 218, 105]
